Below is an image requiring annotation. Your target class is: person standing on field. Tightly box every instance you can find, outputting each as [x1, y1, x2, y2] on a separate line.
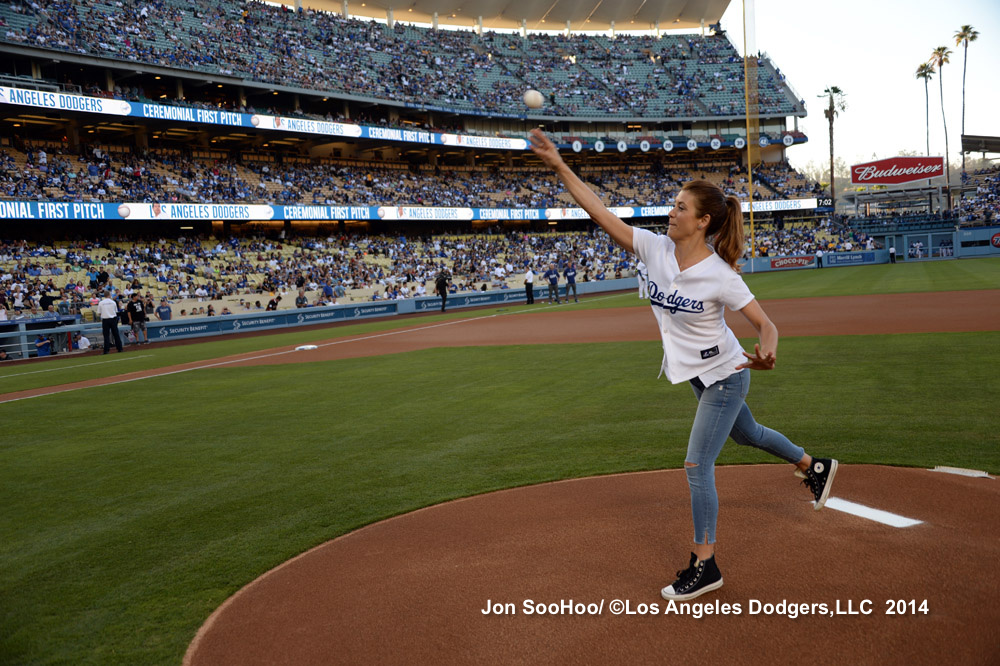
[543, 263, 561, 304]
[564, 262, 579, 303]
[636, 259, 649, 299]
[97, 291, 123, 354]
[529, 128, 839, 602]
[435, 270, 451, 312]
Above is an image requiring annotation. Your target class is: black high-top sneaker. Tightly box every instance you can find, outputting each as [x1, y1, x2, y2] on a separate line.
[801, 457, 839, 510]
[660, 553, 723, 601]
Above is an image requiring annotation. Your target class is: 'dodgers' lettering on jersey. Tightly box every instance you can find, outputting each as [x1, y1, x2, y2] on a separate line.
[648, 281, 705, 314]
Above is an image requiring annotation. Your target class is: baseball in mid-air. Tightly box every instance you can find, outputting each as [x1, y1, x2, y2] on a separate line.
[523, 89, 544, 109]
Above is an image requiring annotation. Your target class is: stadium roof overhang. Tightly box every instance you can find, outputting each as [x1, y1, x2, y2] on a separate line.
[962, 135, 1000, 156]
[841, 185, 944, 207]
[291, 0, 731, 32]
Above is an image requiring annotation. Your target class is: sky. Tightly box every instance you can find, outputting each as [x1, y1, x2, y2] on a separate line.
[719, 0, 1000, 174]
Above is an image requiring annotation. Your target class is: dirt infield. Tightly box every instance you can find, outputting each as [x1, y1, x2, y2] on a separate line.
[184, 465, 999, 666]
[175, 290, 1000, 666]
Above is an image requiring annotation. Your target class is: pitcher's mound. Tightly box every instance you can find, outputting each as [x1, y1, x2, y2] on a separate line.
[186, 464, 998, 665]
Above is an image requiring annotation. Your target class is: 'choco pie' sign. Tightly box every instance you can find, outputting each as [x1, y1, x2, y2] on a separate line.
[851, 156, 945, 185]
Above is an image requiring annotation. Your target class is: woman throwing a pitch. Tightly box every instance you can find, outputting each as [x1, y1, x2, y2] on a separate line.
[529, 129, 837, 601]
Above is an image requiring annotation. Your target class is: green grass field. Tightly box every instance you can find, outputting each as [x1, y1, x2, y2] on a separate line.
[1, 258, 998, 665]
[741, 255, 1000, 299]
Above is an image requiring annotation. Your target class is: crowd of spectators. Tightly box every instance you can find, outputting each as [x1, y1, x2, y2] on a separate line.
[1, 0, 798, 118]
[0, 217, 869, 335]
[749, 218, 878, 257]
[956, 166, 1000, 225]
[2, 142, 820, 208]
[0, 230, 638, 329]
[0, 214, 899, 360]
[753, 161, 825, 199]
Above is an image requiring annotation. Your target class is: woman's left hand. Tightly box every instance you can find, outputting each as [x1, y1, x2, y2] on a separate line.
[736, 343, 776, 371]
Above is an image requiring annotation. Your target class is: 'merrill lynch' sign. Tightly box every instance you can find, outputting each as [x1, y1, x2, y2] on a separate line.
[850, 157, 945, 185]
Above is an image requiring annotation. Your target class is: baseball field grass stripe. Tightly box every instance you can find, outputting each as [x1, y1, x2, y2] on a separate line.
[0, 314, 509, 404]
[0, 354, 154, 379]
[0, 312, 465, 394]
[822, 498, 924, 527]
[740, 256, 1000, 299]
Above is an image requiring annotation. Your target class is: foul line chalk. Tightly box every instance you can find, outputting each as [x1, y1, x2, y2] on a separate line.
[0, 313, 512, 404]
[0, 295, 625, 405]
[822, 497, 923, 528]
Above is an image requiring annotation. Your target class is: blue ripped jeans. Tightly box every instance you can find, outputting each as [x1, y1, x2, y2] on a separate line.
[685, 369, 805, 545]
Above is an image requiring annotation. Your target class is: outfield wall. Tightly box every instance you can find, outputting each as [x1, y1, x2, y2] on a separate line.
[873, 225, 999, 262]
[955, 226, 1000, 258]
[742, 250, 888, 272]
[743, 225, 1000, 272]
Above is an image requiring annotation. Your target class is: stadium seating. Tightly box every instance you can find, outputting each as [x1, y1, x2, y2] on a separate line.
[955, 167, 1000, 224]
[0, 0, 847, 331]
[0, 0, 800, 119]
[1, 142, 820, 207]
[1, 217, 870, 322]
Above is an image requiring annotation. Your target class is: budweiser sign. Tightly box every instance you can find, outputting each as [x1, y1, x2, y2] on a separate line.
[771, 256, 815, 269]
[851, 157, 944, 185]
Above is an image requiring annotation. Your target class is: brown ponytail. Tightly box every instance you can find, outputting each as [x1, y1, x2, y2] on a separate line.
[680, 180, 745, 271]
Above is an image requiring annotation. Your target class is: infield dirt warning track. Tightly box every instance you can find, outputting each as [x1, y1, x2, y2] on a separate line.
[171, 290, 999, 666]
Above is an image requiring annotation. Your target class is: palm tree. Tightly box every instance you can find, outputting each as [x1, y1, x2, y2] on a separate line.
[954, 25, 979, 178]
[928, 46, 952, 209]
[916, 63, 934, 187]
[915, 63, 933, 157]
[818, 86, 846, 212]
